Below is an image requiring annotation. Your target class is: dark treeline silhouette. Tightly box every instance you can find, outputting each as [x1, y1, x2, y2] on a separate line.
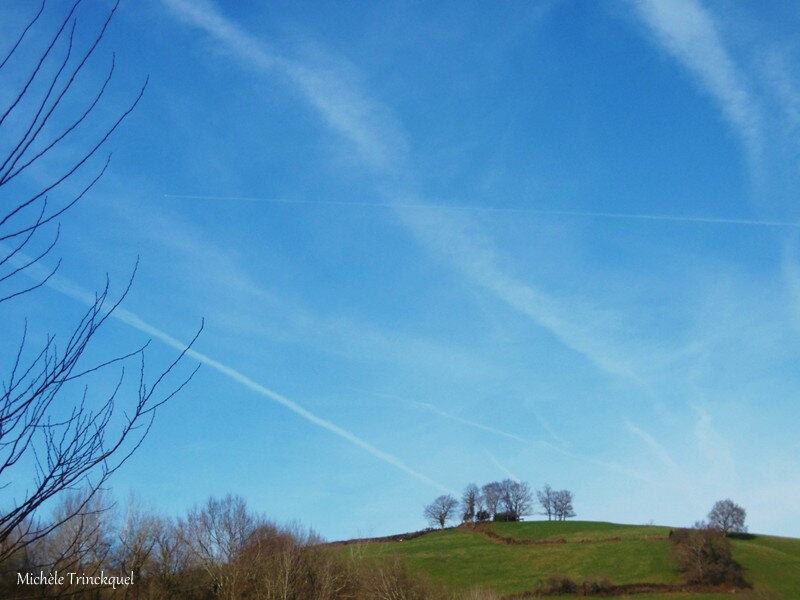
[1, 490, 455, 600]
[424, 481, 575, 529]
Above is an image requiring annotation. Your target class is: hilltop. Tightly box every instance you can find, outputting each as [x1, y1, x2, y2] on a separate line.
[339, 521, 800, 599]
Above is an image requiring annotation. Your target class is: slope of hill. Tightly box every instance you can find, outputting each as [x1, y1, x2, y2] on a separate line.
[345, 521, 800, 599]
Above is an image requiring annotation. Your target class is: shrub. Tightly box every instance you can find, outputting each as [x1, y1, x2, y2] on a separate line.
[669, 526, 749, 587]
[534, 574, 578, 595]
[493, 511, 519, 522]
[581, 576, 614, 594]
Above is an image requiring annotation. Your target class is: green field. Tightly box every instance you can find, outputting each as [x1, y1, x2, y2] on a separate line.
[345, 521, 800, 599]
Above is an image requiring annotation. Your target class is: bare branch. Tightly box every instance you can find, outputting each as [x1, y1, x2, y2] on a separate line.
[0, 1, 45, 71]
[0, 1, 199, 564]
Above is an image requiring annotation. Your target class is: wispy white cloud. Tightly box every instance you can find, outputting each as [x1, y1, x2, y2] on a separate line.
[394, 205, 645, 383]
[107, 194, 496, 380]
[629, 0, 764, 172]
[163, 0, 798, 507]
[161, 0, 407, 172]
[760, 50, 800, 136]
[160, 0, 651, 386]
[692, 405, 738, 489]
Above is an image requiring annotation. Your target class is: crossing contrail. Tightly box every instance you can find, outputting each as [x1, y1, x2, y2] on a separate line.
[163, 194, 800, 228]
[355, 388, 655, 484]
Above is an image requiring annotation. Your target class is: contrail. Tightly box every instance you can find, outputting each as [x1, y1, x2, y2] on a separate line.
[486, 451, 520, 482]
[624, 419, 682, 472]
[9, 257, 452, 494]
[352, 387, 558, 449]
[163, 194, 800, 228]
[416, 399, 654, 484]
[357, 388, 654, 484]
[411, 399, 533, 446]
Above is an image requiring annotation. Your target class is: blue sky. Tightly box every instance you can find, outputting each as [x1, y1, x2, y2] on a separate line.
[2, 0, 800, 540]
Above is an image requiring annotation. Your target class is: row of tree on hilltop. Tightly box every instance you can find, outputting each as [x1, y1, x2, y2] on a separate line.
[424, 481, 575, 528]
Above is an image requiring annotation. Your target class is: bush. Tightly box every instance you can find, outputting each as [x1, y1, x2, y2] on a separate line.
[493, 511, 519, 522]
[581, 576, 613, 594]
[534, 574, 578, 595]
[475, 510, 491, 523]
[669, 526, 749, 587]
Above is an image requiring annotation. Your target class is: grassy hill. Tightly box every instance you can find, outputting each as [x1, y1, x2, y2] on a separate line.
[342, 521, 800, 599]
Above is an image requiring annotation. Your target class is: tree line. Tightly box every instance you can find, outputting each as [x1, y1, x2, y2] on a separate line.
[1, 490, 454, 600]
[424, 481, 575, 529]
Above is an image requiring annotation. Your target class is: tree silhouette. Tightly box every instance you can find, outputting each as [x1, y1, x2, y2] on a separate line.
[0, 0, 200, 562]
[423, 495, 458, 529]
[707, 499, 746, 534]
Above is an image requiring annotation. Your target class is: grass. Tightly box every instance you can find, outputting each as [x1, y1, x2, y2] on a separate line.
[344, 521, 800, 599]
[731, 534, 800, 599]
[485, 520, 672, 542]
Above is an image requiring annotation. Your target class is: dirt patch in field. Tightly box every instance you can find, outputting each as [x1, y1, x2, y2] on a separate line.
[328, 528, 438, 546]
[505, 581, 749, 598]
[467, 526, 660, 547]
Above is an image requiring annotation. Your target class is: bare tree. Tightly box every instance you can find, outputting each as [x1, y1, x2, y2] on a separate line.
[150, 516, 194, 597]
[16, 488, 116, 597]
[181, 494, 261, 599]
[0, 1, 200, 561]
[423, 495, 458, 529]
[707, 499, 747, 534]
[553, 489, 576, 521]
[182, 495, 257, 567]
[481, 482, 502, 519]
[499, 479, 533, 520]
[537, 484, 555, 521]
[115, 494, 162, 588]
[461, 483, 481, 523]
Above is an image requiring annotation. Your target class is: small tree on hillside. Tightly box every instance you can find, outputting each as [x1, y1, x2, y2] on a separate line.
[499, 479, 533, 520]
[553, 490, 575, 521]
[475, 489, 487, 519]
[707, 499, 747, 534]
[423, 495, 458, 529]
[481, 482, 502, 519]
[537, 484, 555, 521]
[460, 484, 481, 523]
